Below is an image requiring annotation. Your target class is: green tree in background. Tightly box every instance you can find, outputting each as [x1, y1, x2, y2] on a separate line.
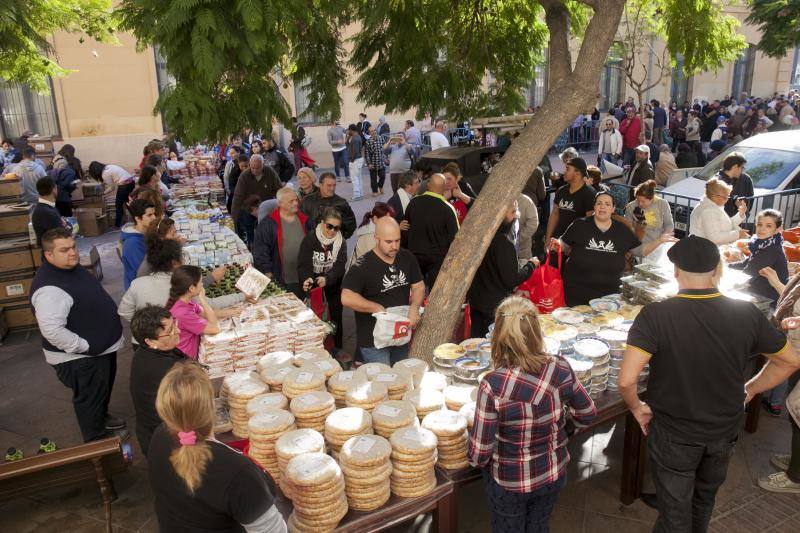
[746, 0, 800, 57]
[0, 0, 116, 93]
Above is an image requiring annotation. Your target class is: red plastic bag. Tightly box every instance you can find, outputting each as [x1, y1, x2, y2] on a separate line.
[515, 248, 565, 314]
[306, 287, 335, 351]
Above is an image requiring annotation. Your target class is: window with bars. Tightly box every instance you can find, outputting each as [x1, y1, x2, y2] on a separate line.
[525, 58, 549, 109]
[293, 79, 323, 126]
[670, 53, 690, 105]
[0, 80, 61, 139]
[598, 59, 623, 111]
[731, 44, 756, 98]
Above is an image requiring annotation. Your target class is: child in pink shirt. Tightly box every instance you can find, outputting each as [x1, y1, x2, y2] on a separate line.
[167, 265, 241, 359]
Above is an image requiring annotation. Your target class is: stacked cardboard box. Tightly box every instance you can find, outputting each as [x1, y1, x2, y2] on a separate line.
[73, 182, 109, 237]
[0, 237, 38, 337]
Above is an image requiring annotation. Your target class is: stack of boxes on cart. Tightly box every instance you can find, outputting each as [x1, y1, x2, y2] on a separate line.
[72, 181, 110, 237]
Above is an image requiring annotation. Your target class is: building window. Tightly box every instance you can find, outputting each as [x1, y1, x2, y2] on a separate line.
[294, 79, 322, 126]
[525, 55, 549, 110]
[153, 46, 174, 95]
[599, 58, 623, 111]
[0, 80, 61, 139]
[670, 53, 690, 105]
[791, 47, 800, 90]
[731, 44, 756, 98]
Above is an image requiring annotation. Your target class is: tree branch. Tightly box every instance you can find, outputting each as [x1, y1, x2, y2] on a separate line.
[540, 0, 572, 83]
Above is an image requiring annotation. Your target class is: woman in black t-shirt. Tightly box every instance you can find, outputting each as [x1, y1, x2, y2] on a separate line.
[148, 362, 286, 533]
[556, 192, 674, 306]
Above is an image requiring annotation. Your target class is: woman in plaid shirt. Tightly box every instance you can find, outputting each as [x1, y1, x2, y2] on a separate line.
[467, 296, 596, 532]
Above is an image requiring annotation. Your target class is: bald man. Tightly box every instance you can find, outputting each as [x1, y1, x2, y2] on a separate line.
[402, 173, 459, 289]
[342, 217, 425, 365]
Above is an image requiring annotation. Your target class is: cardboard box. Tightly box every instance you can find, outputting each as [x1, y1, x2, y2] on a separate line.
[0, 306, 8, 340]
[75, 210, 109, 237]
[0, 238, 34, 275]
[1, 300, 37, 330]
[0, 177, 22, 203]
[75, 198, 106, 212]
[80, 245, 103, 281]
[31, 245, 42, 268]
[71, 185, 84, 202]
[0, 204, 31, 238]
[81, 182, 105, 198]
[0, 273, 33, 304]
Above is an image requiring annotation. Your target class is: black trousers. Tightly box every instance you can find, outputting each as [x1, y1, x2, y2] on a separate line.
[415, 253, 445, 290]
[53, 353, 117, 442]
[470, 308, 494, 339]
[369, 167, 386, 193]
[787, 371, 800, 482]
[648, 419, 736, 533]
[115, 182, 136, 228]
[325, 284, 344, 349]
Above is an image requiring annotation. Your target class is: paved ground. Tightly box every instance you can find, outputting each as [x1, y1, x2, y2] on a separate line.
[1, 166, 799, 532]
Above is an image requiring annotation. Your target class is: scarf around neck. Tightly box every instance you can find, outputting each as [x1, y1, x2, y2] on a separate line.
[748, 232, 783, 256]
[315, 222, 343, 263]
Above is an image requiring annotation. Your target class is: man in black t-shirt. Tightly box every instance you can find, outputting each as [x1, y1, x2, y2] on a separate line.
[342, 217, 425, 365]
[544, 157, 596, 248]
[618, 236, 799, 532]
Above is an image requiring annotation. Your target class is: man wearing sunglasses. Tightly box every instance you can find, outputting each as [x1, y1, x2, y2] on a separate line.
[129, 305, 188, 457]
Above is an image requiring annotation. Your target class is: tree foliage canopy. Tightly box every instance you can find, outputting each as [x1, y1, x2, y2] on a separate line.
[746, 0, 800, 58]
[0, 0, 117, 93]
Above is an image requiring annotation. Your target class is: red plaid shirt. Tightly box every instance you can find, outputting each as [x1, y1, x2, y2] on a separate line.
[467, 359, 596, 492]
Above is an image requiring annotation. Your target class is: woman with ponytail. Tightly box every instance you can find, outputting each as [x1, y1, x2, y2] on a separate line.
[168, 266, 242, 359]
[149, 362, 286, 531]
[467, 296, 597, 532]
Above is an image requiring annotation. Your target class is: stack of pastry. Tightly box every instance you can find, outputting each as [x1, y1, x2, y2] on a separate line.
[354, 362, 392, 381]
[275, 429, 326, 500]
[257, 351, 294, 372]
[421, 409, 469, 470]
[258, 363, 294, 392]
[286, 453, 348, 533]
[418, 371, 448, 391]
[402, 388, 446, 423]
[227, 376, 269, 437]
[289, 391, 336, 432]
[372, 368, 413, 400]
[443, 384, 478, 411]
[246, 392, 289, 417]
[282, 368, 326, 399]
[219, 371, 259, 409]
[339, 435, 393, 511]
[247, 409, 296, 483]
[292, 350, 331, 367]
[394, 358, 428, 388]
[327, 370, 367, 408]
[324, 407, 373, 459]
[344, 381, 389, 412]
[307, 357, 341, 379]
[371, 400, 418, 439]
[389, 426, 438, 498]
[459, 402, 477, 430]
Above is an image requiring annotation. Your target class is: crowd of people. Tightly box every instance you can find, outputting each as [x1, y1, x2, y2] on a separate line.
[18, 94, 800, 533]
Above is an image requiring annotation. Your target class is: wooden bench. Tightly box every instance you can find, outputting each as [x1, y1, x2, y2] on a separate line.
[0, 437, 130, 533]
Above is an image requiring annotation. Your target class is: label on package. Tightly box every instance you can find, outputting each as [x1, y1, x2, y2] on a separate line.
[375, 405, 400, 418]
[352, 436, 375, 454]
[296, 372, 312, 384]
[375, 373, 395, 382]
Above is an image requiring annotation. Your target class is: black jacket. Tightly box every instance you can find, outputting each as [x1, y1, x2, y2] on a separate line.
[130, 345, 186, 456]
[266, 146, 295, 182]
[300, 193, 357, 239]
[468, 228, 536, 313]
[729, 242, 789, 303]
[404, 193, 458, 258]
[387, 193, 405, 222]
[675, 151, 698, 169]
[297, 231, 348, 289]
[31, 201, 62, 245]
[717, 170, 754, 217]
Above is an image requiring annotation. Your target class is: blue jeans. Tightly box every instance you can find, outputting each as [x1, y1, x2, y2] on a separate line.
[360, 344, 409, 366]
[648, 419, 737, 533]
[482, 467, 565, 533]
[332, 149, 349, 177]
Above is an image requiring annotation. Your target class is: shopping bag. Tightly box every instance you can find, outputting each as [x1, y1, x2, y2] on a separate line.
[515, 248, 565, 314]
[305, 287, 336, 351]
[372, 305, 412, 349]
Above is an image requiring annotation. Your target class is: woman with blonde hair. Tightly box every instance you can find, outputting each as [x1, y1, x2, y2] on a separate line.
[148, 361, 286, 532]
[468, 296, 596, 533]
[689, 177, 749, 245]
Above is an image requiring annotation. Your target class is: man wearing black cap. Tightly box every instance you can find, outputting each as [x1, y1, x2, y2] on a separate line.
[618, 235, 800, 533]
[544, 156, 596, 252]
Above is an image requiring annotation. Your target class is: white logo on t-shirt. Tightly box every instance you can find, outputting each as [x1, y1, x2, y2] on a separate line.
[381, 267, 408, 292]
[558, 199, 575, 211]
[587, 238, 616, 253]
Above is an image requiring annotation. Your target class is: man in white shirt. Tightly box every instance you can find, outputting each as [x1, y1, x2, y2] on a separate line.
[429, 121, 450, 151]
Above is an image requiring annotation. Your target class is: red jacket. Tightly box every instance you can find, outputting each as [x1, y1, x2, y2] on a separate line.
[619, 116, 642, 149]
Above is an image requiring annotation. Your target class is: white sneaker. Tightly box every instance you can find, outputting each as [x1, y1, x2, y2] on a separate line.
[770, 453, 791, 471]
[758, 471, 800, 493]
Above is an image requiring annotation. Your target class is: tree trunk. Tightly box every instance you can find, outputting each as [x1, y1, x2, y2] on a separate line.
[410, 0, 628, 364]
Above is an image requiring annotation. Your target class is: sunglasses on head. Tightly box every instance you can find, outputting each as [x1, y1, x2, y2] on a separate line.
[325, 223, 341, 232]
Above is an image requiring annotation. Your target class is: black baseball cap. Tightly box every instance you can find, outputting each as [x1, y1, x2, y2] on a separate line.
[566, 157, 588, 177]
[667, 235, 720, 273]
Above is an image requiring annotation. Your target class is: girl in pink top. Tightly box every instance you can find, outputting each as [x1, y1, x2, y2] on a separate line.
[167, 266, 241, 359]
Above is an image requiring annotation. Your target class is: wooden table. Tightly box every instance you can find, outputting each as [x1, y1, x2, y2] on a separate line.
[273, 468, 455, 533]
[439, 387, 648, 532]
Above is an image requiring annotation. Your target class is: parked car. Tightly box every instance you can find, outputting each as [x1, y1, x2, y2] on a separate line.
[652, 131, 800, 235]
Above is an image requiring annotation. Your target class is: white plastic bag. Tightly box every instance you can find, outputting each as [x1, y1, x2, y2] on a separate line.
[372, 305, 412, 349]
